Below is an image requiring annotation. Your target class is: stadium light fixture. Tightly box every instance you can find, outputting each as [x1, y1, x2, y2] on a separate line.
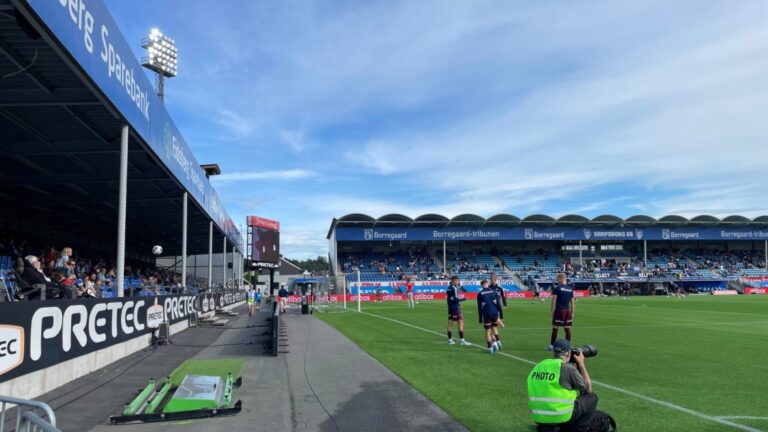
[141, 28, 178, 101]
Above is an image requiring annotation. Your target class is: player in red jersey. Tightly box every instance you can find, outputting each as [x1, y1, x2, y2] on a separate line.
[405, 277, 415, 309]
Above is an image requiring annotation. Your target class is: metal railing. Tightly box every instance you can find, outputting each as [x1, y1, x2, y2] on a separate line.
[271, 301, 280, 357]
[0, 396, 60, 432]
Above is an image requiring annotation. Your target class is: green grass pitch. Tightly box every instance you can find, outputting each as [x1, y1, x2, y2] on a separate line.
[317, 295, 768, 431]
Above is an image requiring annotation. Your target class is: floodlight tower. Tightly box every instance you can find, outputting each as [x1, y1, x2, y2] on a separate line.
[141, 28, 178, 102]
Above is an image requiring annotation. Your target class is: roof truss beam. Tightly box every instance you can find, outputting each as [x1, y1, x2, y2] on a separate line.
[0, 88, 99, 107]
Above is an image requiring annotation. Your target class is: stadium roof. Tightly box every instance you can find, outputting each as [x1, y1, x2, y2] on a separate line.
[0, 1, 241, 257]
[328, 213, 768, 238]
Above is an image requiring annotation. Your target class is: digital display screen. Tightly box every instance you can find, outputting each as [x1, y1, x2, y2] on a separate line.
[252, 228, 280, 264]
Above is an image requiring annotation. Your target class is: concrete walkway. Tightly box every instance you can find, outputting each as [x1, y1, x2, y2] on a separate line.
[37, 304, 465, 432]
[284, 310, 468, 432]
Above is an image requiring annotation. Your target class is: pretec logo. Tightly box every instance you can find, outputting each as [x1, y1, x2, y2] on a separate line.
[146, 304, 165, 329]
[0, 325, 24, 376]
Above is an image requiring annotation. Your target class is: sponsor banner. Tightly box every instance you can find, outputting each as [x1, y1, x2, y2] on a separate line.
[741, 276, 768, 283]
[336, 227, 768, 242]
[745, 288, 768, 295]
[197, 291, 246, 313]
[0, 295, 197, 381]
[351, 280, 520, 294]
[23, 0, 240, 246]
[285, 295, 313, 303]
[530, 291, 591, 299]
[247, 216, 280, 231]
[711, 290, 739, 296]
[145, 303, 164, 329]
[322, 291, 590, 302]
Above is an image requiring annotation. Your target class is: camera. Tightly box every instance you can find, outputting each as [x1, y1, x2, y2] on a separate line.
[569, 344, 598, 363]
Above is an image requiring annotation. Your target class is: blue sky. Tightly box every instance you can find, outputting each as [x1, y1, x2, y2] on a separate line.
[104, 0, 768, 259]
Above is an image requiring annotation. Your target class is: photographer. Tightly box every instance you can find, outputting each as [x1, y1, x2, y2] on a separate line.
[528, 339, 612, 432]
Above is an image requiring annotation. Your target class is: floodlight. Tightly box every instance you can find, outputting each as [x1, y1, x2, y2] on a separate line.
[141, 28, 178, 101]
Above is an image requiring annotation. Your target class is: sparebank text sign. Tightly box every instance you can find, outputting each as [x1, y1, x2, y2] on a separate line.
[23, 0, 239, 247]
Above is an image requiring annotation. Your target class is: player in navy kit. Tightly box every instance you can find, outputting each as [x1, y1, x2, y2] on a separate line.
[547, 273, 575, 351]
[446, 276, 469, 345]
[488, 273, 507, 326]
[477, 280, 502, 353]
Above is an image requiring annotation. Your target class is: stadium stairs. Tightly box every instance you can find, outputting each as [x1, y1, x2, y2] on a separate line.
[431, 250, 446, 273]
[508, 272, 529, 291]
[727, 279, 744, 292]
[491, 255, 528, 290]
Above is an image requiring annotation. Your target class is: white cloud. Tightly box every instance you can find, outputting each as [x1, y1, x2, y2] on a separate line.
[280, 229, 329, 260]
[116, 0, 768, 258]
[214, 109, 257, 139]
[341, 12, 768, 213]
[213, 169, 314, 184]
[279, 130, 308, 153]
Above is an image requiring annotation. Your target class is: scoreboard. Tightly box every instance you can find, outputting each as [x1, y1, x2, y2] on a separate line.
[247, 216, 280, 269]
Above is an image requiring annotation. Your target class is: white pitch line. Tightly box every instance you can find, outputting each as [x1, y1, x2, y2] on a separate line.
[354, 309, 765, 432]
[456, 320, 768, 332]
[584, 302, 768, 318]
[718, 417, 768, 421]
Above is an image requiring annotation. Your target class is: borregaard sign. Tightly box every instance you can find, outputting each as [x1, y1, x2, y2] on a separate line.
[335, 227, 768, 241]
[0, 325, 24, 375]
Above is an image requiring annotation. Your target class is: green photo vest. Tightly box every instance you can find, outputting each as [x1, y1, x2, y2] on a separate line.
[527, 358, 579, 424]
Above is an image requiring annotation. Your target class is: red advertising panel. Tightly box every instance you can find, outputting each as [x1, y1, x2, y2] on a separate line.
[745, 288, 768, 295]
[247, 216, 280, 231]
[295, 291, 591, 303]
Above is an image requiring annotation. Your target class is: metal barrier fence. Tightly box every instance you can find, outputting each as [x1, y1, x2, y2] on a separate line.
[0, 396, 60, 432]
[271, 301, 280, 357]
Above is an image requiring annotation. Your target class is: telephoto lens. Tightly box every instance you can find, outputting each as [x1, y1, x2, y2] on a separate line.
[569, 344, 598, 362]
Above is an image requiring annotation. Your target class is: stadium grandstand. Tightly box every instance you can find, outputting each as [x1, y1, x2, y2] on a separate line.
[327, 213, 768, 294]
[0, 3, 251, 428]
[0, 0, 245, 303]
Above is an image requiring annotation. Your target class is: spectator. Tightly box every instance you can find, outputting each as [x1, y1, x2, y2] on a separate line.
[54, 247, 73, 275]
[21, 255, 50, 286]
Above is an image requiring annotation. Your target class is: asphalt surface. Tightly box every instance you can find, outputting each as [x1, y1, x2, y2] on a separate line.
[28, 303, 466, 432]
[284, 310, 467, 432]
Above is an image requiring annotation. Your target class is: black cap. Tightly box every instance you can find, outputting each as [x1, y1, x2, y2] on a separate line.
[553, 339, 571, 353]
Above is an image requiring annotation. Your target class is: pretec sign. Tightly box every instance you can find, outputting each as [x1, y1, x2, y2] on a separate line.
[0, 295, 196, 381]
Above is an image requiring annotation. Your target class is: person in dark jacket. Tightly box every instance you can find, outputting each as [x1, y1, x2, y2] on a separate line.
[446, 276, 469, 346]
[489, 273, 507, 324]
[477, 280, 502, 353]
[278, 285, 289, 313]
[21, 255, 49, 286]
[21, 256, 67, 299]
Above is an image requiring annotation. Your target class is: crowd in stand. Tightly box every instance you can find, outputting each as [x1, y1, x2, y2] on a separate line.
[446, 250, 501, 275]
[341, 247, 768, 285]
[0, 237, 191, 301]
[341, 249, 442, 281]
[556, 249, 766, 281]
